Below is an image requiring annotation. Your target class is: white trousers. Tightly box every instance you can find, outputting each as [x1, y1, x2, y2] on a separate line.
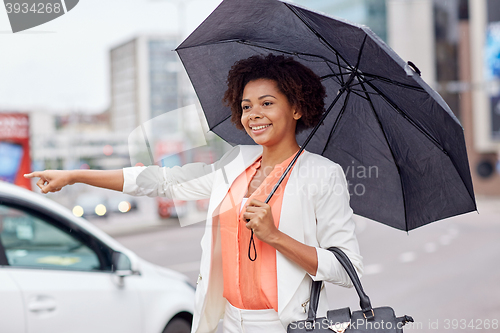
[222, 301, 287, 333]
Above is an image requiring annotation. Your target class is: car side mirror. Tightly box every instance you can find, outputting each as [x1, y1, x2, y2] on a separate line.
[112, 252, 140, 287]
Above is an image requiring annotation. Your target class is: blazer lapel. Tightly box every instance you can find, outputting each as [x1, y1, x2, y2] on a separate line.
[206, 145, 263, 221]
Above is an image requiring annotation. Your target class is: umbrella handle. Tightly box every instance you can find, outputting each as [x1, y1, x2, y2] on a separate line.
[248, 227, 257, 261]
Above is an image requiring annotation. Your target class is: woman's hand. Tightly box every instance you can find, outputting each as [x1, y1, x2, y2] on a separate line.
[242, 198, 318, 275]
[24, 170, 75, 194]
[242, 198, 281, 244]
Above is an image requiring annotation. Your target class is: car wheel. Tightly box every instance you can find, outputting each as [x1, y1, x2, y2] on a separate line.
[162, 317, 191, 333]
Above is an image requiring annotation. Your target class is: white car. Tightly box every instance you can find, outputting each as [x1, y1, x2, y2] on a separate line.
[0, 181, 195, 333]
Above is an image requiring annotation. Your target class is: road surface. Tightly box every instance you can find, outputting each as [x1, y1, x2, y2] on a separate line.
[113, 197, 500, 332]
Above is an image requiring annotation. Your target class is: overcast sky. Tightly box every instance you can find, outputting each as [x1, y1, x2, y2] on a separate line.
[0, 0, 222, 113]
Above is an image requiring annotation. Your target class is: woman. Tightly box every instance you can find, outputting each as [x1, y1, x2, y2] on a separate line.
[25, 54, 363, 333]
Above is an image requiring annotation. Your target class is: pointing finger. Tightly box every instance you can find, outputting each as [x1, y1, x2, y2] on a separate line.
[24, 172, 40, 179]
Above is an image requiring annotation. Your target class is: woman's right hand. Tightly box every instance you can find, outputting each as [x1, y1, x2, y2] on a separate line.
[24, 170, 75, 194]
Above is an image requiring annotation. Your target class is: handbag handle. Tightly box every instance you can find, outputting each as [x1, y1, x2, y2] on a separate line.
[306, 247, 374, 325]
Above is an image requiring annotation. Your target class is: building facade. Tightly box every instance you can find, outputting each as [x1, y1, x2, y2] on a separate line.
[109, 35, 182, 136]
[293, 0, 388, 42]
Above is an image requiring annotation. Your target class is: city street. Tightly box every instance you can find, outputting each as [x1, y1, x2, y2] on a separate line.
[110, 197, 500, 333]
[2, 0, 500, 332]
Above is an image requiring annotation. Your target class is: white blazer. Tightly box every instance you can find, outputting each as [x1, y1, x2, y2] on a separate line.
[122, 145, 363, 333]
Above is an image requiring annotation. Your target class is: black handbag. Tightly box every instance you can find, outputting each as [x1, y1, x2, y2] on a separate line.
[287, 247, 413, 333]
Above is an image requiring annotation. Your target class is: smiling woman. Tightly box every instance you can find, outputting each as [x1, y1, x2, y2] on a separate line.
[24, 54, 363, 333]
[181, 54, 361, 333]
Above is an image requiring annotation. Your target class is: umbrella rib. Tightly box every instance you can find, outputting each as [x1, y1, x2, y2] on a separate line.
[285, 3, 357, 72]
[322, 76, 343, 87]
[351, 88, 377, 95]
[324, 56, 345, 86]
[324, 53, 350, 86]
[354, 35, 368, 70]
[321, 90, 352, 155]
[181, 38, 353, 85]
[350, 88, 377, 95]
[335, 54, 345, 86]
[362, 73, 425, 92]
[236, 40, 350, 71]
[175, 38, 240, 50]
[363, 80, 446, 154]
[180, 38, 345, 69]
[349, 77, 377, 87]
[350, 90, 370, 100]
[321, 72, 351, 83]
[358, 80, 409, 231]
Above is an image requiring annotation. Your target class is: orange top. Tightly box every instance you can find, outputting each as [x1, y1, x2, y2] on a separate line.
[219, 150, 302, 311]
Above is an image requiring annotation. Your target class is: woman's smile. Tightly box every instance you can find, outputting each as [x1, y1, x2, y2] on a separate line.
[250, 123, 272, 134]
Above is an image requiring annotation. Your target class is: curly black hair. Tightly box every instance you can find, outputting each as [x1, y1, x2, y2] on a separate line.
[223, 54, 326, 134]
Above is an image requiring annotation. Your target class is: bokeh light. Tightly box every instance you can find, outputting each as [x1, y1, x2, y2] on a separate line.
[95, 204, 107, 216]
[118, 201, 131, 213]
[72, 205, 84, 217]
[103, 145, 113, 156]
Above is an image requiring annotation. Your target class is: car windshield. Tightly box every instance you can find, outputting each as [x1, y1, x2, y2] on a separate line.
[0, 204, 101, 271]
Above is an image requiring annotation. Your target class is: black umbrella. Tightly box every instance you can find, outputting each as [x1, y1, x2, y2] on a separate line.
[175, 0, 476, 233]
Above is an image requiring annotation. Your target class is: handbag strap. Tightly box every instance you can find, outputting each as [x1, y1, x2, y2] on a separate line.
[306, 247, 374, 325]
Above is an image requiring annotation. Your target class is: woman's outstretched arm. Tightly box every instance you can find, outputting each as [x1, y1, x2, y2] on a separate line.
[24, 169, 124, 194]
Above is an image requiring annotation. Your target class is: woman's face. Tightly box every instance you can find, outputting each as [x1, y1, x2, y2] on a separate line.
[240, 79, 301, 148]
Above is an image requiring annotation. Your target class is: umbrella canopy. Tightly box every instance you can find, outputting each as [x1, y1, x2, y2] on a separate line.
[175, 0, 476, 231]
